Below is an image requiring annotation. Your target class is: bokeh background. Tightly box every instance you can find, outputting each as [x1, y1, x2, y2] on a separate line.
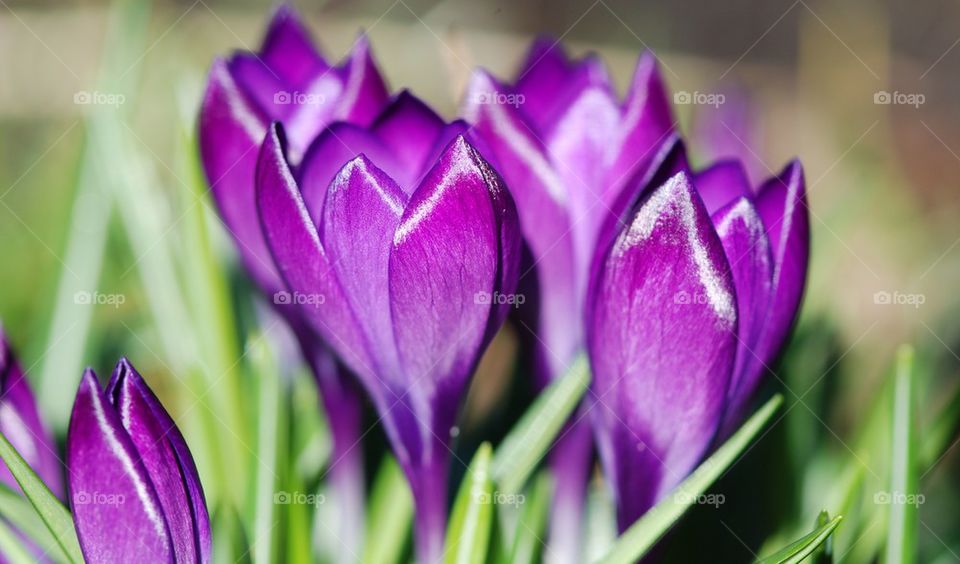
[1, 0, 958, 561]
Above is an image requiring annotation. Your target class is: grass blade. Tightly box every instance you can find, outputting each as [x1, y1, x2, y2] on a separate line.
[0, 483, 67, 561]
[506, 472, 551, 564]
[886, 345, 917, 564]
[0, 517, 36, 564]
[492, 356, 590, 495]
[363, 455, 413, 564]
[445, 443, 495, 564]
[756, 513, 843, 564]
[0, 432, 83, 563]
[598, 394, 783, 564]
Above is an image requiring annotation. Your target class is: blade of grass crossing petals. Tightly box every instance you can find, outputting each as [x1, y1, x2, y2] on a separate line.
[445, 443, 495, 564]
[492, 356, 590, 495]
[363, 455, 413, 564]
[0, 433, 83, 563]
[755, 514, 843, 564]
[886, 345, 917, 564]
[598, 394, 783, 564]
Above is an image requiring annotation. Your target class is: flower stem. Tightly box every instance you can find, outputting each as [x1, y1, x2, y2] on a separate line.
[406, 456, 449, 564]
[546, 414, 593, 564]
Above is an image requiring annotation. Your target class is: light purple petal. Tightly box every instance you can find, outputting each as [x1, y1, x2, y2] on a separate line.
[710, 198, 774, 436]
[0, 329, 62, 498]
[259, 4, 327, 86]
[695, 160, 752, 215]
[67, 370, 173, 562]
[332, 34, 390, 126]
[106, 359, 211, 564]
[751, 161, 809, 390]
[199, 58, 278, 293]
[586, 172, 737, 529]
[321, 155, 407, 381]
[256, 124, 376, 383]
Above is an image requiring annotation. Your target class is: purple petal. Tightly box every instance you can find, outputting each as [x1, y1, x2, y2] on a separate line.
[694, 160, 752, 215]
[370, 91, 448, 190]
[256, 124, 376, 382]
[106, 359, 211, 564]
[710, 198, 774, 436]
[67, 370, 173, 562]
[259, 4, 327, 86]
[0, 329, 62, 497]
[297, 122, 402, 225]
[388, 136, 518, 454]
[332, 34, 390, 127]
[199, 58, 279, 293]
[320, 155, 408, 380]
[750, 161, 809, 391]
[586, 172, 737, 529]
[603, 52, 675, 195]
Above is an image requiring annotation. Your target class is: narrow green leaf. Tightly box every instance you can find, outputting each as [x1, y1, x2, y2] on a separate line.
[0, 484, 67, 561]
[599, 394, 783, 564]
[507, 472, 551, 564]
[363, 455, 413, 564]
[492, 356, 590, 494]
[0, 516, 36, 564]
[755, 514, 843, 564]
[445, 443, 495, 564]
[249, 338, 281, 564]
[0, 432, 83, 563]
[885, 345, 917, 564]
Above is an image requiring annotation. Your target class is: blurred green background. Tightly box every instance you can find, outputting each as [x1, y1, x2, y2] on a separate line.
[0, 0, 958, 561]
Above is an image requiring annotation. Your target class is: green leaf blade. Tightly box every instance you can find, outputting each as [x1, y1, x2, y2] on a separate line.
[445, 443, 495, 564]
[756, 514, 843, 564]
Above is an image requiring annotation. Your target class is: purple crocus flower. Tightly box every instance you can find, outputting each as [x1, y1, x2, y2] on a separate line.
[462, 39, 675, 560]
[67, 358, 211, 563]
[0, 326, 62, 498]
[198, 5, 387, 551]
[586, 152, 809, 529]
[256, 92, 520, 562]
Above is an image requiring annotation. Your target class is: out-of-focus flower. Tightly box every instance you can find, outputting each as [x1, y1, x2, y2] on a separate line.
[586, 155, 808, 530]
[256, 92, 520, 562]
[67, 358, 211, 563]
[0, 326, 62, 497]
[462, 38, 676, 560]
[198, 5, 385, 552]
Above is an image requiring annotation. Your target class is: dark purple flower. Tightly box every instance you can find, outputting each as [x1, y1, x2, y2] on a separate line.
[198, 5, 385, 552]
[256, 92, 520, 562]
[462, 39, 675, 560]
[586, 155, 808, 530]
[66, 358, 211, 563]
[0, 326, 62, 499]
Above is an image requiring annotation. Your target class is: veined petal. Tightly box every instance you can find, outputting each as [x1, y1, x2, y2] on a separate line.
[695, 159, 752, 215]
[106, 359, 211, 564]
[333, 33, 390, 126]
[321, 155, 408, 380]
[199, 58, 278, 293]
[67, 370, 173, 562]
[388, 136, 515, 460]
[259, 4, 327, 86]
[587, 172, 737, 530]
[256, 124, 376, 383]
[711, 198, 773, 436]
[751, 161, 809, 392]
[0, 329, 62, 497]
